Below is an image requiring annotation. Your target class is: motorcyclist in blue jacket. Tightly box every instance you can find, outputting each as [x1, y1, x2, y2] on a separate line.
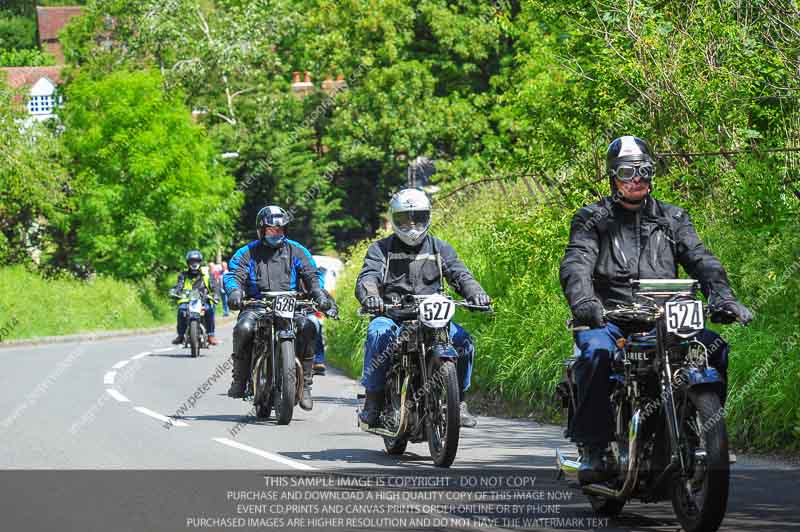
[224, 206, 335, 410]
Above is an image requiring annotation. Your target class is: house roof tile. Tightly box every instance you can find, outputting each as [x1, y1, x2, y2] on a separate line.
[36, 6, 83, 42]
[1, 66, 64, 91]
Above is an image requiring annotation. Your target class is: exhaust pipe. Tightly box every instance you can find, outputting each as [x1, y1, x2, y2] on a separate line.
[557, 410, 643, 501]
[555, 448, 581, 481]
[358, 375, 409, 437]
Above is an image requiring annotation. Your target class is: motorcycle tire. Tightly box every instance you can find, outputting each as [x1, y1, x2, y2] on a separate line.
[274, 340, 296, 425]
[670, 390, 729, 532]
[425, 357, 460, 468]
[189, 321, 199, 358]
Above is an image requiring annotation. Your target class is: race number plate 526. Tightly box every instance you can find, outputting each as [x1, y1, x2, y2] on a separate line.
[274, 296, 296, 319]
[665, 300, 704, 335]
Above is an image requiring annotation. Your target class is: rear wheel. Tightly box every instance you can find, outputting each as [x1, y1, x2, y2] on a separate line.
[274, 340, 296, 425]
[425, 357, 460, 468]
[189, 321, 199, 358]
[671, 391, 729, 532]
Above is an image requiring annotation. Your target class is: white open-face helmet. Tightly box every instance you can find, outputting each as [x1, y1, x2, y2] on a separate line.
[389, 188, 432, 247]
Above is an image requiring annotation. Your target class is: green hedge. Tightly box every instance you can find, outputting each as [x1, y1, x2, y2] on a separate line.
[0, 265, 173, 341]
[326, 181, 800, 452]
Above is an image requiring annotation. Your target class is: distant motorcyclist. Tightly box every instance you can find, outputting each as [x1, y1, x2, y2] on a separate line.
[559, 135, 753, 483]
[171, 250, 219, 346]
[355, 188, 492, 428]
[223, 205, 335, 410]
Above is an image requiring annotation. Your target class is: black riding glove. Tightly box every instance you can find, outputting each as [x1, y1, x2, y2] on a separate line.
[228, 289, 243, 311]
[467, 292, 492, 307]
[572, 299, 605, 329]
[363, 295, 384, 314]
[710, 298, 753, 325]
[313, 292, 332, 312]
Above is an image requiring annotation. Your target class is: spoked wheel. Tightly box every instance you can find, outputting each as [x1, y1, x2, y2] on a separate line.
[383, 370, 407, 455]
[274, 340, 296, 425]
[253, 355, 272, 420]
[425, 357, 460, 468]
[671, 391, 729, 532]
[189, 321, 199, 358]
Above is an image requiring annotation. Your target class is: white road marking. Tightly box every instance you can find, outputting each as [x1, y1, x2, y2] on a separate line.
[153, 347, 174, 353]
[106, 389, 130, 402]
[112, 360, 129, 369]
[103, 371, 116, 385]
[213, 438, 316, 471]
[134, 406, 189, 427]
[131, 351, 151, 360]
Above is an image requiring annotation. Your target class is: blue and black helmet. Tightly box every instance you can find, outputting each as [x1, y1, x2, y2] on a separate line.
[256, 205, 291, 248]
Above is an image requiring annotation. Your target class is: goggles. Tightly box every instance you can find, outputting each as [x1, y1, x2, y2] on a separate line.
[610, 163, 655, 182]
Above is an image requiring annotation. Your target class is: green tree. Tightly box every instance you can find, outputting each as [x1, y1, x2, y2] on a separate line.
[0, 48, 55, 66]
[0, 14, 37, 50]
[60, 69, 241, 278]
[0, 86, 71, 265]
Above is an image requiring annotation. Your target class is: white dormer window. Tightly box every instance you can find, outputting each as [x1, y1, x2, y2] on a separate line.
[27, 77, 58, 119]
[28, 94, 55, 115]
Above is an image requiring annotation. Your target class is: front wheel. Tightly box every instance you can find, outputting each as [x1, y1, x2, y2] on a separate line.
[254, 355, 272, 420]
[274, 340, 296, 425]
[425, 357, 460, 468]
[671, 390, 729, 532]
[189, 320, 199, 358]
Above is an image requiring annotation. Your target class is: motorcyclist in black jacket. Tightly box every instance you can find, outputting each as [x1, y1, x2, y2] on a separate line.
[559, 135, 753, 483]
[355, 188, 492, 428]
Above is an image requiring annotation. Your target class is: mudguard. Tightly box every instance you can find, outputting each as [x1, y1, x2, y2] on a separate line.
[277, 329, 296, 340]
[430, 344, 458, 359]
[685, 367, 724, 399]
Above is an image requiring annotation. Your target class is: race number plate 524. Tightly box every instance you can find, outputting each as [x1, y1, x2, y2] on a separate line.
[274, 296, 297, 319]
[665, 300, 704, 335]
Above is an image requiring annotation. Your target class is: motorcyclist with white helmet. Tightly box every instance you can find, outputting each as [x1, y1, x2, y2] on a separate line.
[355, 188, 492, 428]
[224, 205, 335, 410]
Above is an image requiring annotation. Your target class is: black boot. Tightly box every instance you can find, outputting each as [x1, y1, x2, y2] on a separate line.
[299, 359, 313, 411]
[359, 391, 384, 426]
[577, 445, 612, 485]
[227, 354, 249, 398]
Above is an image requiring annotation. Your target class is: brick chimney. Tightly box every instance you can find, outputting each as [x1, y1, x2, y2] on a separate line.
[291, 70, 314, 99]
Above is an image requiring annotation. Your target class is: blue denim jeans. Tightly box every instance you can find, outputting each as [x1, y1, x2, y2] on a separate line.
[570, 322, 729, 446]
[307, 315, 325, 364]
[361, 317, 474, 395]
[177, 302, 215, 336]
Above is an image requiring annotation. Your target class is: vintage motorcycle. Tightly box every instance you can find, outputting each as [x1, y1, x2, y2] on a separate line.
[556, 279, 742, 532]
[243, 291, 318, 425]
[169, 288, 212, 357]
[358, 293, 492, 467]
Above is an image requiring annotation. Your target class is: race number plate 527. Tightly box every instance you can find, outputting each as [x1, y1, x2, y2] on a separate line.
[274, 296, 296, 319]
[665, 300, 704, 335]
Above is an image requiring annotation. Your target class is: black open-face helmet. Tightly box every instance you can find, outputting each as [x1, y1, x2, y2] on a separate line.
[186, 250, 203, 273]
[606, 136, 655, 197]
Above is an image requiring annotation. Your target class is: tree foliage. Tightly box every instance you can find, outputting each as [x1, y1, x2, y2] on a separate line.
[0, 88, 71, 265]
[60, 69, 241, 278]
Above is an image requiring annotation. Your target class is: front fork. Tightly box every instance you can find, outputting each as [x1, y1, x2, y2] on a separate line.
[656, 319, 689, 478]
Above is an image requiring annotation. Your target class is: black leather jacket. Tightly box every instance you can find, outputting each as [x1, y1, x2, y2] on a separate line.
[356, 234, 485, 309]
[559, 195, 735, 311]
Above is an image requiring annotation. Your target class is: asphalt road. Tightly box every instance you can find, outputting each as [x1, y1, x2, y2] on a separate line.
[0, 322, 797, 532]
